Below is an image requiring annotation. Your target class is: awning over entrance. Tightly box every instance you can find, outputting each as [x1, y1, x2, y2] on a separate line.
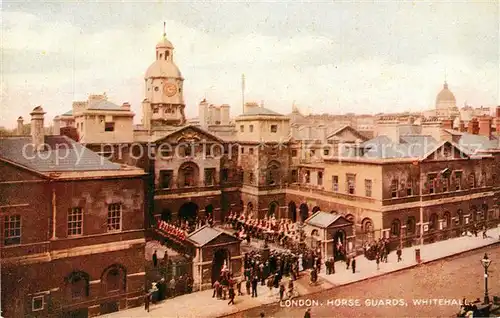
[305, 211, 353, 229]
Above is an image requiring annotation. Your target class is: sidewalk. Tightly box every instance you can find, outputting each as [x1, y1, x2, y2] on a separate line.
[104, 227, 500, 318]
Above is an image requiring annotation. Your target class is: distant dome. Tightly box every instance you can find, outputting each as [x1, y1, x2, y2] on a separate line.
[145, 60, 182, 79]
[436, 82, 456, 104]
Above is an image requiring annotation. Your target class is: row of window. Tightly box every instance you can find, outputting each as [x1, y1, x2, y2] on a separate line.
[3, 203, 123, 245]
[159, 145, 228, 157]
[159, 168, 231, 189]
[77, 121, 115, 133]
[239, 124, 278, 133]
[290, 149, 331, 158]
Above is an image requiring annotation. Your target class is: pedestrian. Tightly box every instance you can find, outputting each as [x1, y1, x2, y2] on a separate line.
[351, 257, 356, 274]
[330, 257, 335, 274]
[325, 259, 331, 275]
[346, 255, 351, 270]
[304, 308, 311, 318]
[279, 283, 285, 301]
[237, 279, 243, 296]
[144, 292, 150, 312]
[246, 278, 251, 295]
[252, 276, 258, 297]
[267, 277, 273, 293]
[397, 247, 402, 262]
[260, 312, 265, 318]
[228, 286, 235, 305]
[152, 250, 158, 268]
[212, 279, 220, 298]
[483, 226, 487, 239]
[376, 255, 380, 270]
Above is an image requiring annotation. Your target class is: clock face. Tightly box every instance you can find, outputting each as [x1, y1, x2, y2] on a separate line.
[163, 82, 177, 97]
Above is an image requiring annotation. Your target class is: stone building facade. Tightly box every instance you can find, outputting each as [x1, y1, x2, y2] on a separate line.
[0, 108, 146, 317]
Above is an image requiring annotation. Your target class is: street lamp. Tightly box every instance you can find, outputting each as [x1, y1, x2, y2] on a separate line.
[481, 253, 492, 304]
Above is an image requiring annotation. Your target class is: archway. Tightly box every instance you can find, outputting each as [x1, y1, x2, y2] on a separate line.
[429, 213, 438, 231]
[179, 202, 199, 223]
[161, 209, 172, 222]
[205, 205, 214, 218]
[212, 248, 230, 284]
[390, 219, 401, 237]
[312, 206, 321, 213]
[246, 202, 254, 217]
[288, 201, 297, 222]
[470, 206, 477, 223]
[268, 202, 278, 218]
[299, 203, 309, 222]
[333, 229, 346, 261]
[361, 217, 374, 242]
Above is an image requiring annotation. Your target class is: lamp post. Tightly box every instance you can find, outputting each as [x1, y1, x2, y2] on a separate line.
[481, 253, 492, 304]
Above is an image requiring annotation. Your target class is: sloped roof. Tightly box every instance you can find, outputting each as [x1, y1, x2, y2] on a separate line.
[88, 100, 123, 111]
[306, 211, 347, 228]
[62, 110, 73, 116]
[0, 136, 121, 172]
[458, 133, 499, 152]
[326, 125, 368, 141]
[239, 107, 284, 117]
[187, 226, 238, 247]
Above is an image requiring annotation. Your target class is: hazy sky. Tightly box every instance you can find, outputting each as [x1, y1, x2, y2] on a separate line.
[1, 1, 499, 128]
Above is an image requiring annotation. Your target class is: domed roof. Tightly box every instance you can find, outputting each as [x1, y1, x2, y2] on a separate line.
[156, 37, 173, 49]
[145, 60, 182, 79]
[436, 82, 456, 103]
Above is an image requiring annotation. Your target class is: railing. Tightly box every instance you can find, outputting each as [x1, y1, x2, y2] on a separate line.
[287, 183, 377, 204]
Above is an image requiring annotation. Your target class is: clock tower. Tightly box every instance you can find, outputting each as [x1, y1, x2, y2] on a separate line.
[143, 23, 186, 131]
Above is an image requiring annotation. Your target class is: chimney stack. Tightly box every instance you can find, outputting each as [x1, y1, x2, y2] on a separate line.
[440, 119, 453, 130]
[52, 116, 61, 135]
[121, 102, 131, 110]
[17, 116, 24, 135]
[478, 116, 492, 137]
[30, 106, 46, 150]
[459, 120, 466, 132]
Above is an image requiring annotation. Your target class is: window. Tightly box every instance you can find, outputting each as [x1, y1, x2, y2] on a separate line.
[154, 86, 159, 91]
[391, 179, 398, 198]
[107, 204, 122, 232]
[249, 172, 254, 184]
[332, 175, 339, 192]
[291, 149, 298, 157]
[221, 168, 229, 182]
[205, 145, 211, 156]
[241, 147, 245, 154]
[310, 150, 315, 157]
[407, 217, 416, 234]
[317, 171, 323, 186]
[159, 146, 172, 157]
[304, 170, 310, 183]
[406, 180, 413, 196]
[291, 170, 298, 183]
[105, 122, 115, 132]
[240, 125, 244, 132]
[153, 107, 159, 114]
[3, 215, 21, 245]
[182, 166, 195, 186]
[106, 268, 120, 292]
[160, 170, 173, 189]
[67, 208, 83, 236]
[429, 214, 438, 231]
[346, 174, 356, 194]
[443, 212, 451, 229]
[481, 172, 487, 187]
[468, 173, 475, 188]
[323, 149, 330, 156]
[270, 125, 278, 133]
[390, 219, 401, 237]
[249, 125, 254, 132]
[71, 274, 88, 299]
[183, 145, 192, 157]
[365, 179, 372, 197]
[249, 148, 254, 155]
[204, 168, 215, 186]
[32, 295, 44, 311]
[427, 174, 437, 194]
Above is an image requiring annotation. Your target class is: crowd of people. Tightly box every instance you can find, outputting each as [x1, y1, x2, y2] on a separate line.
[225, 212, 306, 249]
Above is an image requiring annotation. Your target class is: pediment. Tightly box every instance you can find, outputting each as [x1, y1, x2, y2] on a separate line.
[327, 126, 368, 143]
[421, 141, 469, 161]
[204, 232, 240, 247]
[327, 216, 353, 228]
[155, 125, 224, 145]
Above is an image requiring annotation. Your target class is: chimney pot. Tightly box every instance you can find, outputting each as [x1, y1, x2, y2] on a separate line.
[17, 116, 24, 135]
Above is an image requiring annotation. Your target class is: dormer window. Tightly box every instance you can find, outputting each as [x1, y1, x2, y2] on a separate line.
[270, 125, 278, 133]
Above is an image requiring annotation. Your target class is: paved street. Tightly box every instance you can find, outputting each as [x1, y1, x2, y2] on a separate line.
[230, 245, 500, 318]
